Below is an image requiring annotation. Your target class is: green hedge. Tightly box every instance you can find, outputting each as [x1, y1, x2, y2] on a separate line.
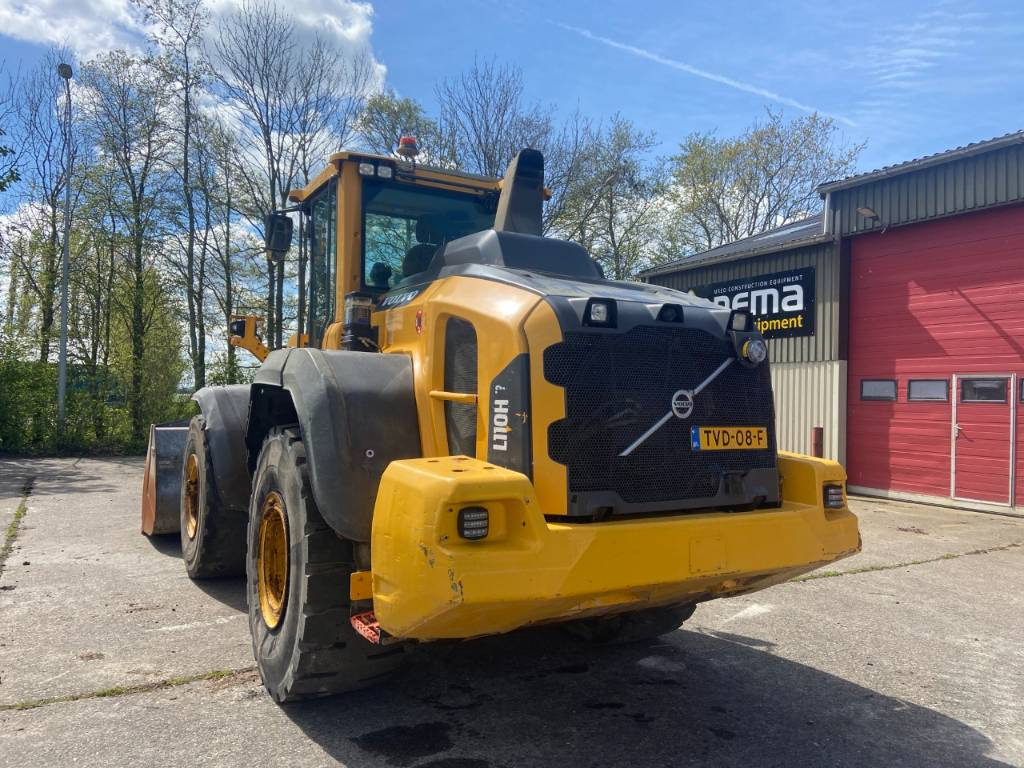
[0, 360, 194, 454]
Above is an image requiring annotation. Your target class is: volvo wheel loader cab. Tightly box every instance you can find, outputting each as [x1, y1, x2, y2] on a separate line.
[142, 145, 861, 703]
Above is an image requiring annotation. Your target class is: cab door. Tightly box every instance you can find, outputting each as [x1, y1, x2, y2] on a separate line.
[307, 183, 337, 347]
[952, 374, 1015, 505]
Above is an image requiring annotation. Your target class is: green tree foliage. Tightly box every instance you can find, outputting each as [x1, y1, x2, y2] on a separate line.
[357, 89, 445, 162]
[551, 115, 663, 280]
[660, 109, 862, 257]
[108, 269, 190, 436]
[82, 51, 177, 443]
[0, 264, 190, 453]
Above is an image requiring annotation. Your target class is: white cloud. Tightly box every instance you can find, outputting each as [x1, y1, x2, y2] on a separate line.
[555, 21, 856, 128]
[841, 5, 990, 130]
[0, 0, 144, 59]
[0, 0, 384, 77]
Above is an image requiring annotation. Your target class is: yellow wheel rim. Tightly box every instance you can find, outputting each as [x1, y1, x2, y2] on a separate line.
[184, 452, 200, 540]
[257, 491, 289, 630]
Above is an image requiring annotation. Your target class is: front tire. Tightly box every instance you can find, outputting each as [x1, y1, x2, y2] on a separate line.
[247, 427, 406, 703]
[180, 415, 246, 578]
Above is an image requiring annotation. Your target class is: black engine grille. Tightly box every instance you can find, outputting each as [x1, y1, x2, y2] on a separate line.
[544, 325, 776, 506]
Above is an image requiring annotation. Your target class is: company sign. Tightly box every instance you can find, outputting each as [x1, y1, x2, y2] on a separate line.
[689, 267, 815, 338]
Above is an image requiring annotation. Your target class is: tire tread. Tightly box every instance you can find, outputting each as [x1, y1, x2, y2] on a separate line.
[182, 415, 247, 579]
[248, 427, 405, 702]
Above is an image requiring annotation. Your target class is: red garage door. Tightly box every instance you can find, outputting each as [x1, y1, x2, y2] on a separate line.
[953, 375, 1015, 504]
[847, 204, 1024, 506]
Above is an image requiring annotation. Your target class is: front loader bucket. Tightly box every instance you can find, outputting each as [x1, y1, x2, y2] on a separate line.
[141, 421, 189, 536]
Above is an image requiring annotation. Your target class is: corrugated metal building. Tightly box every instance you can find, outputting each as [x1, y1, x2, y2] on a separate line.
[645, 219, 849, 463]
[644, 130, 1024, 514]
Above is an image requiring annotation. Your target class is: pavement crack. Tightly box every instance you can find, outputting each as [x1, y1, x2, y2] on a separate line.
[0, 666, 258, 712]
[0, 476, 35, 579]
[795, 541, 1022, 582]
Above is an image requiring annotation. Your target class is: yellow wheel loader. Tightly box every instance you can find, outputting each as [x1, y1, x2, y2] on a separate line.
[141, 146, 860, 703]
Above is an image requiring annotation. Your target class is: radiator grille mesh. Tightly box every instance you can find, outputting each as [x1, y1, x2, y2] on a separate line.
[544, 325, 776, 503]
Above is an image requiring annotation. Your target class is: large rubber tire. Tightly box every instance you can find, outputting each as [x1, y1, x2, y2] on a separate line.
[563, 602, 697, 645]
[180, 415, 247, 578]
[247, 427, 406, 703]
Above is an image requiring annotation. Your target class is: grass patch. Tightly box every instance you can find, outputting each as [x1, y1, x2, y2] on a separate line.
[0, 477, 34, 578]
[1, 667, 257, 712]
[796, 541, 1021, 582]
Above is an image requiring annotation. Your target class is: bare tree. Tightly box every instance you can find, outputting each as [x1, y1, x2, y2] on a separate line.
[193, 113, 260, 384]
[213, 0, 374, 347]
[293, 40, 374, 183]
[435, 58, 554, 179]
[10, 48, 80, 363]
[0, 63, 17, 193]
[662, 109, 863, 256]
[136, 0, 210, 388]
[433, 59, 596, 235]
[81, 51, 175, 442]
[0, 220, 37, 356]
[537, 107, 593, 236]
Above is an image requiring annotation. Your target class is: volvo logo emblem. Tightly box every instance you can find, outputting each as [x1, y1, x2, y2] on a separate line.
[670, 389, 694, 419]
[618, 358, 734, 457]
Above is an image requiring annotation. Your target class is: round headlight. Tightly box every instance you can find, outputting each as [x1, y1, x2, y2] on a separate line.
[742, 339, 768, 365]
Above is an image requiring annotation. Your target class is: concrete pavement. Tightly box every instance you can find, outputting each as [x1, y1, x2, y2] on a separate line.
[1, 456, 1022, 767]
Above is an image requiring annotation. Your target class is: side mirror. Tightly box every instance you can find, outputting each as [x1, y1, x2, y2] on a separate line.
[264, 213, 293, 262]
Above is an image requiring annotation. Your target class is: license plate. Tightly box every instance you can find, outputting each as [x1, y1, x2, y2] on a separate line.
[691, 426, 768, 451]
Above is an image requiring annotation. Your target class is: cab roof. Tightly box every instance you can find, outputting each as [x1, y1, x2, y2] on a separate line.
[287, 150, 501, 204]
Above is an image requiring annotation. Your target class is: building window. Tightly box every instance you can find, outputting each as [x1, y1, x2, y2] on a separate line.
[1020, 379, 1024, 403]
[861, 379, 897, 401]
[961, 378, 1007, 403]
[908, 379, 948, 402]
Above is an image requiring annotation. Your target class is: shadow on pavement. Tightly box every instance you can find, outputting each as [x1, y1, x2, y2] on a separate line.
[279, 625, 1010, 768]
[145, 535, 248, 612]
[0, 456, 136, 497]
[146, 533, 182, 558]
[191, 577, 247, 613]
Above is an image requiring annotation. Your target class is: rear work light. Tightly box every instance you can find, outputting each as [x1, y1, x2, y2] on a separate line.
[377, 165, 393, 179]
[458, 506, 489, 540]
[729, 310, 752, 332]
[358, 162, 375, 176]
[583, 298, 616, 327]
[824, 483, 845, 509]
[657, 303, 684, 323]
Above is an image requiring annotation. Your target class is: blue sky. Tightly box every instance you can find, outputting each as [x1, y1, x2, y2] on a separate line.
[2, 0, 1023, 174]
[372, 0, 1024, 171]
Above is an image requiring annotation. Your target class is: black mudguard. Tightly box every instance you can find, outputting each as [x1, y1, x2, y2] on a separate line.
[192, 384, 252, 512]
[246, 349, 421, 543]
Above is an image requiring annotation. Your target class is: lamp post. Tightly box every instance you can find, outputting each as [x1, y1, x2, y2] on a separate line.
[57, 62, 72, 436]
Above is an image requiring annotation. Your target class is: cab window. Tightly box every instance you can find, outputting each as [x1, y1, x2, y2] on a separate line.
[308, 184, 337, 344]
[362, 178, 496, 291]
